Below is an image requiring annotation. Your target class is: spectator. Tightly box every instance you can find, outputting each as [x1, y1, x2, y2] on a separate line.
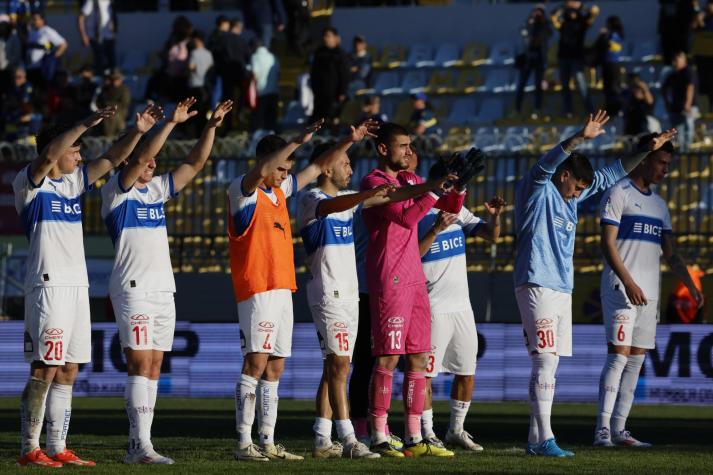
[515, 5, 551, 118]
[662, 51, 698, 150]
[658, 0, 699, 63]
[78, 0, 117, 74]
[310, 27, 350, 124]
[0, 14, 22, 97]
[96, 67, 130, 137]
[359, 95, 387, 124]
[45, 69, 78, 123]
[249, 38, 279, 132]
[75, 64, 99, 118]
[25, 12, 67, 90]
[6, 0, 44, 42]
[693, 0, 713, 110]
[349, 35, 372, 91]
[188, 30, 214, 133]
[621, 73, 656, 136]
[409, 92, 437, 136]
[242, 0, 286, 50]
[283, 0, 311, 56]
[551, 0, 598, 116]
[162, 15, 193, 101]
[595, 16, 626, 116]
[1, 66, 40, 139]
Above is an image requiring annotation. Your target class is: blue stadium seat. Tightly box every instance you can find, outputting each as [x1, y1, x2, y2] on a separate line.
[483, 68, 514, 93]
[281, 100, 307, 126]
[476, 97, 506, 122]
[406, 43, 435, 68]
[373, 71, 403, 95]
[487, 42, 515, 66]
[401, 70, 429, 93]
[434, 43, 461, 68]
[120, 50, 148, 74]
[445, 97, 478, 126]
[632, 65, 660, 88]
[631, 40, 659, 63]
[473, 126, 503, 152]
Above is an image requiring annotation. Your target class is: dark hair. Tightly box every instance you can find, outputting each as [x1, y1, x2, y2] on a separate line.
[309, 141, 336, 164]
[637, 133, 674, 154]
[215, 14, 229, 26]
[191, 30, 205, 42]
[256, 134, 295, 161]
[375, 122, 410, 147]
[36, 124, 79, 156]
[353, 34, 366, 44]
[555, 152, 594, 185]
[323, 26, 339, 36]
[606, 15, 624, 38]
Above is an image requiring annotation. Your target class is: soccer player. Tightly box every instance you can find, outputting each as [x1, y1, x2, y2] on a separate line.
[102, 98, 233, 464]
[229, 120, 377, 462]
[594, 133, 703, 447]
[13, 104, 162, 467]
[360, 123, 463, 458]
[514, 110, 677, 457]
[417, 195, 505, 451]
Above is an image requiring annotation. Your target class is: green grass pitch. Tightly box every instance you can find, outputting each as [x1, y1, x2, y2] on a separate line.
[1, 398, 712, 473]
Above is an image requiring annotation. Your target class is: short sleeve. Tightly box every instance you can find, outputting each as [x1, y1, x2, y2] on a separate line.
[300, 189, 323, 222]
[600, 186, 624, 227]
[46, 27, 66, 47]
[80, 0, 92, 15]
[662, 202, 672, 233]
[12, 165, 40, 214]
[280, 174, 297, 198]
[157, 173, 178, 203]
[100, 174, 126, 218]
[458, 207, 484, 236]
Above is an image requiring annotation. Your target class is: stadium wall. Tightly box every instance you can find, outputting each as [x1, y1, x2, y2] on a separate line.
[1, 321, 711, 405]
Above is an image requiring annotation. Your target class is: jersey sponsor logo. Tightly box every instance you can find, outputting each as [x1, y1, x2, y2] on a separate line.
[258, 321, 274, 332]
[51, 200, 82, 215]
[632, 222, 661, 237]
[333, 321, 348, 329]
[333, 225, 353, 238]
[387, 316, 404, 329]
[44, 328, 63, 336]
[553, 216, 575, 232]
[535, 318, 553, 329]
[618, 215, 665, 244]
[130, 314, 150, 321]
[614, 314, 630, 322]
[422, 229, 467, 262]
[136, 206, 165, 221]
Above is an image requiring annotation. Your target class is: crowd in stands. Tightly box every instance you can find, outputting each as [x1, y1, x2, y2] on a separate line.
[1, 0, 713, 152]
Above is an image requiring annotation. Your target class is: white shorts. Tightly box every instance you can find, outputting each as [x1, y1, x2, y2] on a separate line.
[310, 300, 359, 359]
[237, 289, 293, 357]
[602, 289, 658, 349]
[515, 285, 573, 357]
[112, 291, 176, 352]
[24, 286, 91, 365]
[426, 307, 478, 378]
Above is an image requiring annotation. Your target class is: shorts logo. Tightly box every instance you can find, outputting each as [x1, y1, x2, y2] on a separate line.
[614, 314, 630, 322]
[387, 316, 404, 329]
[333, 322, 347, 329]
[131, 314, 149, 321]
[44, 328, 63, 340]
[258, 321, 274, 333]
[535, 318, 553, 328]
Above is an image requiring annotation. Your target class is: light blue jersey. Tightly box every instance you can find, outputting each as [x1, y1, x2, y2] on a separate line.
[514, 144, 626, 293]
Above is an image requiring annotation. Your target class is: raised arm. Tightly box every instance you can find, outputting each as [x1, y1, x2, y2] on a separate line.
[119, 98, 197, 191]
[242, 119, 324, 195]
[474, 195, 506, 242]
[86, 104, 164, 184]
[172, 100, 234, 193]
[29, 106, 117, 185]
[662, 233, 705, 309]
[419, 212, 458, 257]
[315, 185, 393, 217]
[295, 119, 378, 191]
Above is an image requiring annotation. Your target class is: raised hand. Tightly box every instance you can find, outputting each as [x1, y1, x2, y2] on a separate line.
[432, 173, 459, 194]
[207, 100, 234, 128]
[82, 105, 118, 128]
[350, 119, 380, 142]
[581, 109, 610, 140]
[171, 97, 199, 124]
[648, 128, 677, 151]
[135, 104, 164, 133]
[434, 211, 459, 233]
[294, 119, 325, 144]
[484, 195, 507, 216]
[370, 184, 396, 198]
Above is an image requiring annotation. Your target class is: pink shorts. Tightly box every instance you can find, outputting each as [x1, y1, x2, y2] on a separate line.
[370, 283, 431, 356]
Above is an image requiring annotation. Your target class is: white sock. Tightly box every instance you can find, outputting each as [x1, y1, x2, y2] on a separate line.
[45, 383, 73, 456]
[257, 379, 279, 446]
[528, 415, 539, 445]
[421, 409, 435, 439]
[125, 376, 152, 453]
[449, 399, 470, 434]
[235, 374, 258, 448]
[335, 419, 357, 444]
[146, 379, 158, 437]
[20, 377, 50, 454]
[596, 354, 628, 431]
[611, 354, 645, 435]
[313, 417, 332, 448]
[528, 353, 558, 444]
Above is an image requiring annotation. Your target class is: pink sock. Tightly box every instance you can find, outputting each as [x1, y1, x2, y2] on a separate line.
[353, 418, 368, 439]
[369, 367, 393, 443]
[404, 370, 426, 444]
[384, 423, 391, 436]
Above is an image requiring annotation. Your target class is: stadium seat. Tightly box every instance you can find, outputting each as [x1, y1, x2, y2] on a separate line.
[473, 125, 502, 151]
[400, 70, 429, 93]
[631, 40, 659, 63]
[427, 70, 456, 94]
[376, 44, 406, 69]
[476, 97, 506, 123]
[373, 71, 402, 95]
[455, 69, 485, 94]
[434, 43, 461, 67]
[483, 68, 514, 93]
[445, 97, 477, 126]
[406, 43, 435, 68]
[281, 100, 307, 126]
[487, 42, 516, 66]
[632, 65, 661, 88]
[502, 126, 532, 153]
[120, 50, 148, 74]
[461, 42, 488, 67]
